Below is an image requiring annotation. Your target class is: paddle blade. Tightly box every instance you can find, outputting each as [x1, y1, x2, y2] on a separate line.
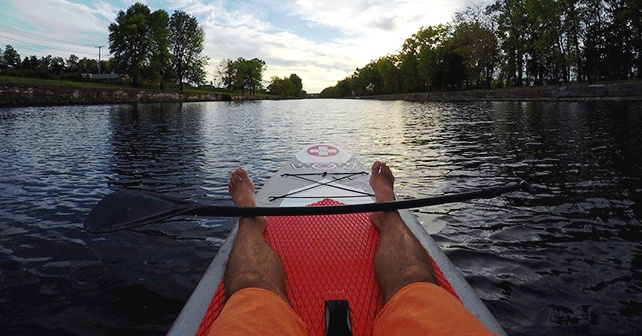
[84, 190, 196, 233]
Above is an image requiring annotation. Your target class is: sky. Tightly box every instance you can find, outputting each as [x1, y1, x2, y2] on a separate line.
[0, 0, 486, 92]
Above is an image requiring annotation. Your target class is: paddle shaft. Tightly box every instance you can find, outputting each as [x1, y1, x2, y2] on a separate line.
[84, 180, 531, 233]
[186, 180, 531, 217]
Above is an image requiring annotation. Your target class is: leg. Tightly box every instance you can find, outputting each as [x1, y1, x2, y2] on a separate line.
[225, 168, 289, 302]
[369, 161, 437, 304]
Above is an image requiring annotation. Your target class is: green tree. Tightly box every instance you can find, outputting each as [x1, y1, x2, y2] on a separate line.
[50, 57, 65, 75]
[3, 44, 20, 67]
[99, 60, 113, 74]
[349, 61, 382, 96]
[452, 6, 500, 88]
[148, 9, 171, 86]
[489, 0, 530, 86]
[399, 37, 422, 92]
[268, 76, 296, 97]
[37, 55, 52, 74]
[232, 57, 266, 94]
[108, 3, 170, 86]
[289, 74, 303, 97]
[20, 57, 32, 70]
[415, 25, 451, 91]
[78, 57, 98, 73]
[217, 58, 236, 90]
[169, 10, 208, 90]
[66, 54, 79, 73]
[320, 78, 352, 98]
[376, 55, 401, 94]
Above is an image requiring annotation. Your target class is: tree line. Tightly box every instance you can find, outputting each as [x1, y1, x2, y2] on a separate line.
[1, 42, 307, 97]
[0, 44, 113, 80]
[214, 58, 306, 97]
[321, 0, 642, 97]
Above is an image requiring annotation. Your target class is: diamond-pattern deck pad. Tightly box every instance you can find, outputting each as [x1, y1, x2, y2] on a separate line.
[197, 199, 458, 336]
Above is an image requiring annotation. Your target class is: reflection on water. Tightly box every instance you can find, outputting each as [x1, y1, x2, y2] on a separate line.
[0, 100, 640, 335]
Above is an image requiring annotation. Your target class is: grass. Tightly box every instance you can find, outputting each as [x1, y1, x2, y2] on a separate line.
[0, 75, 261, 96]
[0, 74, 127, 89]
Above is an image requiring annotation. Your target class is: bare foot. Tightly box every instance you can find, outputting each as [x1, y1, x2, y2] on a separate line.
[369, 161, 395, 203]
[369, 161, 396, 229]
[228, 168, 257, 207]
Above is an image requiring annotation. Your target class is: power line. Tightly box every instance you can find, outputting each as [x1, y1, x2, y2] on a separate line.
[0, 24, 98, 48]
[0, 33, 109, 60]
[0, 24, 109, 60]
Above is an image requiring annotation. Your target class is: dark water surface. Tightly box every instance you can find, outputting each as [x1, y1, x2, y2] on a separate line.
[1, 100, 641, 335]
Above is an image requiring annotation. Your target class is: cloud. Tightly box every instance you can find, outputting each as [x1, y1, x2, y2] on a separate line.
[0, 0, 113, 59]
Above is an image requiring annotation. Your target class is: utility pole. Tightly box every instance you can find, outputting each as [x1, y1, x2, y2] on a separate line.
[95, 46, 104, 74]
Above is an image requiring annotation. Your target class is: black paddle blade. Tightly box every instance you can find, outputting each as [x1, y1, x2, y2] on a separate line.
[84, 190, 197, 233]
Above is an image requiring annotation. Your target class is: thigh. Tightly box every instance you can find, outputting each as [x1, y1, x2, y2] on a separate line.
[209, 288, 308, 336]
[372, 282, 495, 336]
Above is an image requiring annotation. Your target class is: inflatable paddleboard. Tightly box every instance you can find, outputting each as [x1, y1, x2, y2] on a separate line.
[169, 144, 505, 335]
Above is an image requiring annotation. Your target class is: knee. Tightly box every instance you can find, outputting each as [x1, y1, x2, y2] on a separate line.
[226, 270, 263, 294]
[225, 271, 286, 299]
[398, 265, 437, 285]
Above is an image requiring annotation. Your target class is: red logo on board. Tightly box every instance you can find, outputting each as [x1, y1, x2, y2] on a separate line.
[307, 145, 339, 157]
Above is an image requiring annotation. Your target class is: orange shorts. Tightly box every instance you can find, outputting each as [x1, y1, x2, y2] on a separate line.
[210, 282, 496, 336]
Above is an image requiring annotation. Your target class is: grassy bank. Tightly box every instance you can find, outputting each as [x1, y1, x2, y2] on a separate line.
[0, 75, 126, 90]
[0, 74, 298, 106]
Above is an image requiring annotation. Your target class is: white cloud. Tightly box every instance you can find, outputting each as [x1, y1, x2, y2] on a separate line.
[0, 0, 113, 59]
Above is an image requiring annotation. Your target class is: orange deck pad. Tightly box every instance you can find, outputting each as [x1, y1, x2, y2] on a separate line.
[197, 199, 458, 336]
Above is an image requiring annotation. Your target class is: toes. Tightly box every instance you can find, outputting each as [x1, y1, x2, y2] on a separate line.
[371, 161, 382, 175]
[382, 163, 392, 179]
[237, 168, 249, 180]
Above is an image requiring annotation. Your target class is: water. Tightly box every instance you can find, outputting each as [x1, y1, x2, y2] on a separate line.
[1, 100, 641, 335]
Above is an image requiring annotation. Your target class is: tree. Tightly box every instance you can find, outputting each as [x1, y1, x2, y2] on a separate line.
[489, 0, 530, 86]
[268, 76, 296, 97]
[66, 54, 79, 73]
[147, 9, 171, 86]
[415, 25, 451, 91]
[232, 57, 266, 94]
[452, 6, 500, 88]
[37, 55, 52, 74]
[108, 3, 170, 86]
[20, 57, 32, 70]
[169, 10, 208, 90]
[78, 57, 98, 73]
[217, 58, 236, 90]
[3, 45, 20, 67]
[50, 57, 65, 75]
[451, 21, 499, 89]
[376, 55, 402, 94]
[289, 74, 303, 97]
[624, 0, 642, 78]
[320, 78, 352, 98]
[350, 61, 383, 96]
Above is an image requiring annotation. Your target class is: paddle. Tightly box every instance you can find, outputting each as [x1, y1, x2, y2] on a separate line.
[84, 180, 531, 233]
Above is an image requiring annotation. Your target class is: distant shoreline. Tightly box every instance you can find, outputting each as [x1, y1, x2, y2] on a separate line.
[359, 81, 642, 102]
[2, 80, 641, 107]
[0, 80, 301, 107]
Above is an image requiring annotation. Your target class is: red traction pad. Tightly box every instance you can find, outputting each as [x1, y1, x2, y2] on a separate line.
[196, 199, 458, 336]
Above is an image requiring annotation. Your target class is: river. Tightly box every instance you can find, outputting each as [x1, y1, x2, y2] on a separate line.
[1, 99, 640, 335]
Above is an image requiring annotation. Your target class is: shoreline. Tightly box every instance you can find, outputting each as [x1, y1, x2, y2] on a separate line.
[359, 81, 642, 102]
[2, 81, 642, 107]
[0, 82, 288, 107]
